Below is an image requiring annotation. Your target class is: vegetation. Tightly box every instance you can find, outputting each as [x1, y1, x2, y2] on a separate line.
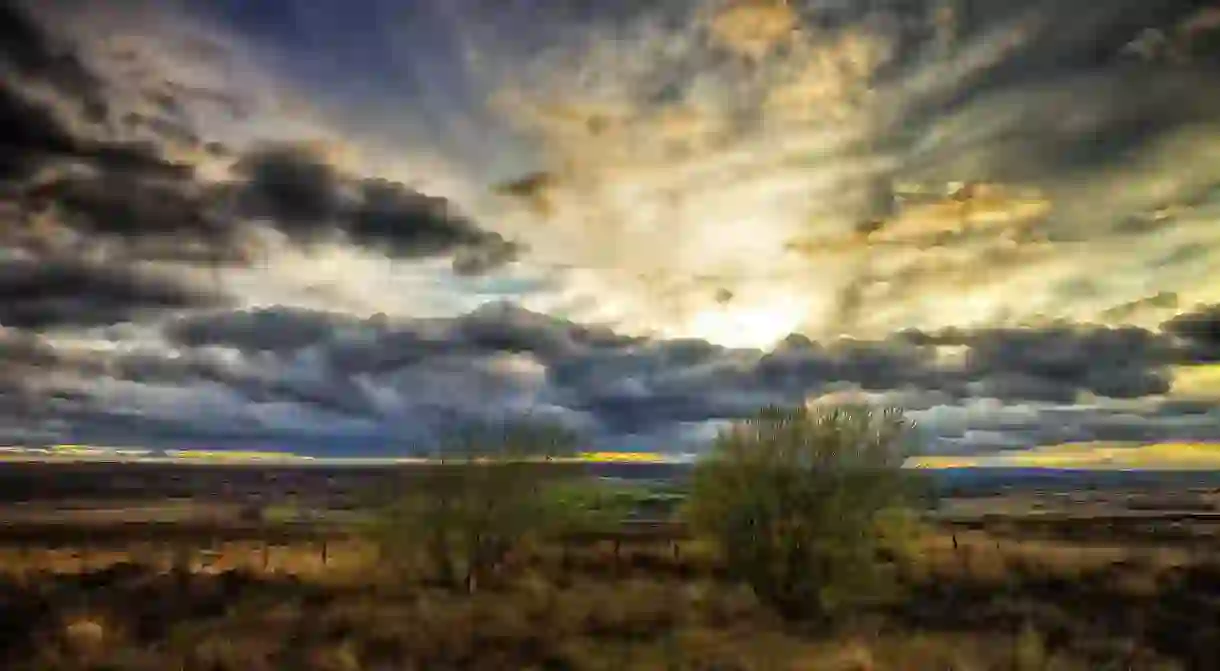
[1, 530, 1216, 670]
[367, 402, 927, 618]
[1, 406, 1218, 669]
[686, 403, 924, 621]
[368, 420, 614, 591]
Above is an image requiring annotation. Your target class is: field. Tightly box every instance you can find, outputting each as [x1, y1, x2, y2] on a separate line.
[1, 463, 1219, 670]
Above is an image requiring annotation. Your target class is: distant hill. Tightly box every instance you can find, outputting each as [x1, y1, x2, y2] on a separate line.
[931, 467, 1220, 496]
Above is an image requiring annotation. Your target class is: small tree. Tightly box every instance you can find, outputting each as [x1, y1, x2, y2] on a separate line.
[371, 419, 592, 592]
[685, 403, 923, 621]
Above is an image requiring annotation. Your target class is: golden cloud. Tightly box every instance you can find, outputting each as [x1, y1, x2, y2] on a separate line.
[1169, 363, 1220, 400]
[708, 0, 799, 62]
[910, 441, 1220, 470]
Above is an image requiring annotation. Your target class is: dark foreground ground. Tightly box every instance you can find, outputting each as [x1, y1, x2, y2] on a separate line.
[0, 462, 1218, 670]
[1, 522, 1219, 669]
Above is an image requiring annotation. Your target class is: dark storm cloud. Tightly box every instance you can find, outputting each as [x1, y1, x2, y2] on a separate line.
[165, 306, 361, 353]
[15, 337, 379, 427]
[232, 144, 521, 272]
[0, 0, 212, 184]
[0, 0, 108, 179]
[0, 330, 107, 438]
[755, 334, 951, 396]
[12, 299, 1218, 451]
[951, 325, 1175, 400]
[452, 302, 636, 359]
[0, 0, 240, 267]
[166, 302, 638, 370]
[146, 303, 1194, 437]
[1161, 303, 1220, 362]
[871, 0, 1220, 217]
[534, 316, 1182, 433]
[762, 325, 1176, 406]
[0, 257, 219, 329]
[6, 0, 1219, 452]
[19, 163, 232, 253]
[0, 330, 120, 396]
[230, 145, 346, 233]
[908, 407, 1188, 455]
[0, 329, 59, 403]
[0, 0, 518, 292]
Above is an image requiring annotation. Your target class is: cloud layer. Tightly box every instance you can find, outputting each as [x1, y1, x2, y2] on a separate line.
[1, 0, 1219, 459]
[5, 301, 1219, 455]
[473, 0, 1220, 346]
[0, 0, 518, 301]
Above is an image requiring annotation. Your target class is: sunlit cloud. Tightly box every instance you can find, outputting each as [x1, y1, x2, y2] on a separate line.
[468, 0, 1220, 346]
[2, 0, 1219, 463]
[910, 441, 1220, 470]
[1169, 363, 1220, 400]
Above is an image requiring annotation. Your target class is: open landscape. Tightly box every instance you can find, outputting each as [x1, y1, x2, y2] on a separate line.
[4, 0, 1220, 669]
[1, 457, 1219, 670]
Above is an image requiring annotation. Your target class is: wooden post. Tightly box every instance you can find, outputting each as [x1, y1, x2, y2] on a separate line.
[262, 542, 270, 570]
[172, 543, 192, 587]
[320, 539, 328, 566]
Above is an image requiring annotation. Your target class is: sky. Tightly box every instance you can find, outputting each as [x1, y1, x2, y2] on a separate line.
[1, 0, 1219, 464]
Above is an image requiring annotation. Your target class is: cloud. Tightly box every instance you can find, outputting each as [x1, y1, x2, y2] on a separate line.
[0, 0, 110, 179]
[0, 257, 220, 329]
[9, 300, 1215, 453]
[911, 441, 1220, 470]
[472, 0, 1220, 346]
[164, 306, 360, 353]
[1168, 362, 1220, 400]
[1162, 303, 1220, 362]
[0, 0, 518, 297]
[232, 143, 520, 272]
[3, 0, 1219, 463]
[925, 324, 1177, 400]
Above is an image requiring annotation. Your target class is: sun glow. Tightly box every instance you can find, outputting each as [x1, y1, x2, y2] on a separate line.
[682, 295, 808, 350]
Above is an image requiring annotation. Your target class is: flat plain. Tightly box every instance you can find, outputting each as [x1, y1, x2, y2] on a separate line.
[1, 461, 1219, 670]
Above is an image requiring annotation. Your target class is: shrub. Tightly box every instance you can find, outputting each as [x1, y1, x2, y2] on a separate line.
[684, 403, 923, 621]
[370, 419, 603, 592]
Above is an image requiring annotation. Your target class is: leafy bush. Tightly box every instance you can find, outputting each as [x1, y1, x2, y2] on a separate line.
[370, 419, 606, 591]
[685, 403, 924, 621]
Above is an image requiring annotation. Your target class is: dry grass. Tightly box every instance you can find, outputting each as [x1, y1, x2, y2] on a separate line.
[0, 527, 1215, 670]
[913, 531, 1198, 586]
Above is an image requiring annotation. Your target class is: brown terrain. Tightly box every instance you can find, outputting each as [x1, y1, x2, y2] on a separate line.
[1, 462, 1219, 670]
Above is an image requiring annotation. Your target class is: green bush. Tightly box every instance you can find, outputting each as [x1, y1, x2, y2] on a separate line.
[685, 403, 924, 621]
[370, 420, 605, 591]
